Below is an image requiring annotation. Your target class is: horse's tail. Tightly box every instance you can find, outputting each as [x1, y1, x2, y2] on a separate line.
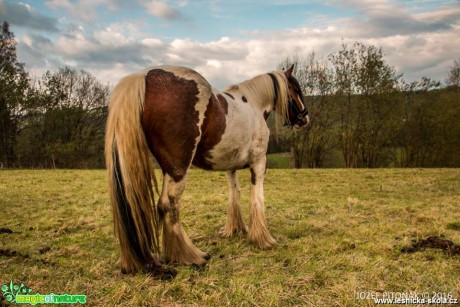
[105, 70, 160, 273]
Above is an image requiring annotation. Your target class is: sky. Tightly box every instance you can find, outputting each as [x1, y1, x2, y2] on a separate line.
[0, 0, 459, 89]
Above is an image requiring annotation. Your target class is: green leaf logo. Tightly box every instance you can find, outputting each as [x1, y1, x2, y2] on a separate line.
[1, 280, 33, 303]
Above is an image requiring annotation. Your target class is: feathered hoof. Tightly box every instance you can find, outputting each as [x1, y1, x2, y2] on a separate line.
[164, 246, 211, 267]
[192, 254, 211, 271]
[248, 231, 277, 249]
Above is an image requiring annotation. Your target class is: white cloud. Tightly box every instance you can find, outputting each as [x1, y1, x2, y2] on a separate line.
[0, 0, 58, 31]
[16, 0, 460, 89]
[44, 0, 123, 22]
[142, 0, 184, 21]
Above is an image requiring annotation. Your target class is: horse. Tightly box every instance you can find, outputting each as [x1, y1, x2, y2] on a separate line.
[105, 64, 309, 275]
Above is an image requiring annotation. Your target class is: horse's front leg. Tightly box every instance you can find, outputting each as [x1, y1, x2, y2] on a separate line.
[221, 170, 247, 237]
[248, 156, 276, 248]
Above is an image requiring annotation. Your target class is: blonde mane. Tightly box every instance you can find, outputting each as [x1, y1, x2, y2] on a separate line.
[225, 71, 289, 132]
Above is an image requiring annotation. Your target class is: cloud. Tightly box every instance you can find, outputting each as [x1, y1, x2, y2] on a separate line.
[142, 1, 184, 21]
[17, 22, 168, 85]
[327, 0, 458, 37]
[0, 0, 58, 32]
[165, 37, 248, 66]
[13, 0, 460, 89]
[45, 0, 125, 22]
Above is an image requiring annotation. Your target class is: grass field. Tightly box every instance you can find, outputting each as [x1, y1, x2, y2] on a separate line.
[1, 168, 459, 306]
[267, 153, 291, 168]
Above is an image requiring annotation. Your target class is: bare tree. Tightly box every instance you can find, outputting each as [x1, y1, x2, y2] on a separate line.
[446, 59, 460, 103]
[17, 67, 110, 168]
[329, 42, 401, 167]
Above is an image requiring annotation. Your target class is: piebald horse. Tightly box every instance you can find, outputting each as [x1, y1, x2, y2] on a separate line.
[105, 64, 309, 275]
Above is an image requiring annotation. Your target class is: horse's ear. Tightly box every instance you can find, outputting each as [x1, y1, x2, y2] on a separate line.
[284, 63, 295, 77]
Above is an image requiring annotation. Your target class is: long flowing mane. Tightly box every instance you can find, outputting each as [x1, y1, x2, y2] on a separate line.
[224, 71, 289, 131]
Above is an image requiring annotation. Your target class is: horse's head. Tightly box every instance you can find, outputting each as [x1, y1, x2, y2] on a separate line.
[284, 64, 309, 128]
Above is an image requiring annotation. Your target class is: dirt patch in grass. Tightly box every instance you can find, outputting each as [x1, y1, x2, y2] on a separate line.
[401, 236, 460, 256]
[0, 227, 13, 234]
[143, 263, 178, 281]
[0, 249, 20, 257]
[39, 246, 51, 254]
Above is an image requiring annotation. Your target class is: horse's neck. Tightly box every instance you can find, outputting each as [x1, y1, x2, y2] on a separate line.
[226, 78, 274, 115]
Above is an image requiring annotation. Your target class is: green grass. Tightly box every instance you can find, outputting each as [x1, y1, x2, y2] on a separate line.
[1, 168, 459, 306]
[267, 153, 291, 168]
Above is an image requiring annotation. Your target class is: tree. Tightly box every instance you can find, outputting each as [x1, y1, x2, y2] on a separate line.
[17, 67, 110, 168]
[446, 59, 460, 103]
[329, 42, 401, 167]
[394, 76, 460, 167]
[0, 21, 30, 167]
[394, 78, 439, 167]
[278, 54, 337, 168]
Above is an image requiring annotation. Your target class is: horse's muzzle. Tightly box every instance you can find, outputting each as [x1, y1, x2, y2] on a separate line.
[294, 115, 310, 128]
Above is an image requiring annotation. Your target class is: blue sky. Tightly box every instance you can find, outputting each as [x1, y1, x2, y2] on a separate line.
[0, 0, 459, 88]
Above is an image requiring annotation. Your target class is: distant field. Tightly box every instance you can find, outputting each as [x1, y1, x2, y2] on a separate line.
[1, 169, 459, 306]
[267, 153, 291, 168]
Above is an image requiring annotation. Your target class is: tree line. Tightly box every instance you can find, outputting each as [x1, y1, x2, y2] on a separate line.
[269, 43, 460, 168]
[1, 21, 459, 168]
[1, 22, 109, 168]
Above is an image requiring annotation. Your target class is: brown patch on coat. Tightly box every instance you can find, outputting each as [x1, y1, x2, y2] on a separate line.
[242, 96, 248, 102]
[142, 69, 202, 182]
[224, 92, 234, 100]
[250, 168, 256, 185]
[192, 94, 228, 170]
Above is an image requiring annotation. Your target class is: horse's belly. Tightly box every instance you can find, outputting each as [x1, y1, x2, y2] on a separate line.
[193, 138, 251, 171]
[209, 143, 251, 170]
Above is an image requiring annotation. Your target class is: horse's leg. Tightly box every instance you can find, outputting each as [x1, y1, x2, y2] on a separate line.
[159, 173, 210, 266]
[221, 170, 247, 237]
[248, 156, 276, 248]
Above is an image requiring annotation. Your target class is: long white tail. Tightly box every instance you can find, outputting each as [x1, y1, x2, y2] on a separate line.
[105, 71, 160, 273]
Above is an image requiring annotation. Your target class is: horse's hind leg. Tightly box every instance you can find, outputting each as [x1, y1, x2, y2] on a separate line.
[248, 157, 276, 249]
[159, 173, 210, 266]
[221, 170, 247, 237]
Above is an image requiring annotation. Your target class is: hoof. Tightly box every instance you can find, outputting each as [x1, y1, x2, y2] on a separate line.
[164, 252, 210, 267]
[203, 253, 212, 261]
[248, 231, 277, 249]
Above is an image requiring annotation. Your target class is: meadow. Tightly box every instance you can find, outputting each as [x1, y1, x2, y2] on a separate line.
[0, 168, 459, 306]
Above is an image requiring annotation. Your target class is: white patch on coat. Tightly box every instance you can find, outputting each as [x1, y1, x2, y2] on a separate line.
[205, 88, 270, 170]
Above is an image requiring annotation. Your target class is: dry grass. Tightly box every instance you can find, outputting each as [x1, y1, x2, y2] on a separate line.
[1, 168, 459, 306]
